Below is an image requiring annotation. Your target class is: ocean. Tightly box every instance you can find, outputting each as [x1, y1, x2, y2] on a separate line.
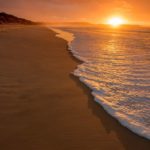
[51, 26, 150, 140]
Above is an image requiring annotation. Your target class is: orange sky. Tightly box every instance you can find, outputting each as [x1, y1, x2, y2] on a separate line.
[0, 0, 149, 25]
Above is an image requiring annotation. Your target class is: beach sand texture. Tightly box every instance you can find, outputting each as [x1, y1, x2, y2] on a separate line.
[0, 25, 149, 150]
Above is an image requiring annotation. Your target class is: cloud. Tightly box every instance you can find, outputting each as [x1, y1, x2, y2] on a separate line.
[0, 0, 149, 24]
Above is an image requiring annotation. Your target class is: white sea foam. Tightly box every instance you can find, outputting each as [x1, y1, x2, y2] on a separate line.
[50, 27, 150, 140]
[50, 28, 74, 45]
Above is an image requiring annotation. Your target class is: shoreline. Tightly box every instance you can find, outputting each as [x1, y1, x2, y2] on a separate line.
[50, 27, 150, 140]
[66, 41, 150, 148]
[0, 25, 149, 149]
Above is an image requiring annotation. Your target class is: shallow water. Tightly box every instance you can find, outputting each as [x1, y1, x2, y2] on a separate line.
[51, 26, 150, 140]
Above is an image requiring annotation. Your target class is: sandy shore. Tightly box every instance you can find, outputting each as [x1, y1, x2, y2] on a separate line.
[0, 25, 149, 150]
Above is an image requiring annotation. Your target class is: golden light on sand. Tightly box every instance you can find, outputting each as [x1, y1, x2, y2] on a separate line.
[107, 17, 126, 27]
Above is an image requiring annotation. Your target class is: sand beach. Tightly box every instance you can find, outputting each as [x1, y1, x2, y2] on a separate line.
[0, 25, 149, 150]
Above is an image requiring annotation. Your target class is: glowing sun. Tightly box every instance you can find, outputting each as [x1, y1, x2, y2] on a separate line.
[107, 17, 125, 27]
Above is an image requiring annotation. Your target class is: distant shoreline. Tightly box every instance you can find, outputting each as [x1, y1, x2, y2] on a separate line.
[0, 12, 37, 25]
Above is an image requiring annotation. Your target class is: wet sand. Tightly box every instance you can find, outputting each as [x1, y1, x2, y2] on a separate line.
[0, 25, 149, 150]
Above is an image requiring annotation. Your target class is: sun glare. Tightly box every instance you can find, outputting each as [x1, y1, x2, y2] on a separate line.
[107, 17, 125, 27]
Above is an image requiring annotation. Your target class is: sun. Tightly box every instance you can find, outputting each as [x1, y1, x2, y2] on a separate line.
[107, 17, 125, 27]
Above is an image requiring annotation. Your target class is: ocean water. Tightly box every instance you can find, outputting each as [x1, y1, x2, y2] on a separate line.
[51, 26, 150, 140]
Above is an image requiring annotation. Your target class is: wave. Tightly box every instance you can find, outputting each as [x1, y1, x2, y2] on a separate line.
[50, 27, 150, 140]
